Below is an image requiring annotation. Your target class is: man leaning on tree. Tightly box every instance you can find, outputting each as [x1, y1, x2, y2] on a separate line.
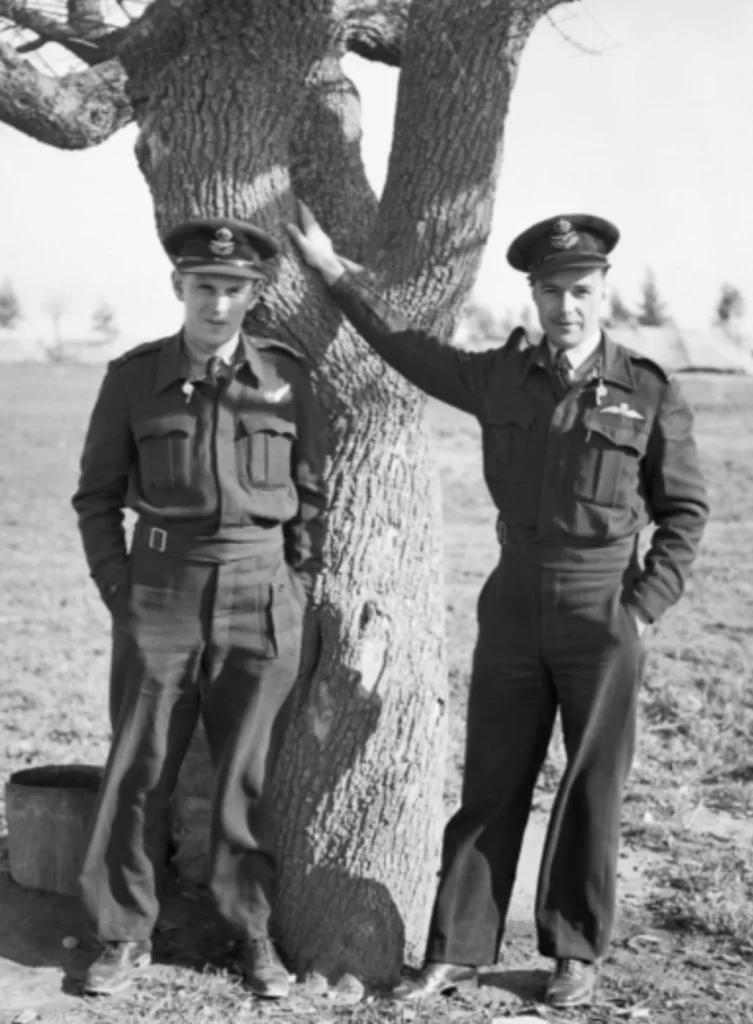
[289, 205, 708, 1009]
[72, 218, 327, 998]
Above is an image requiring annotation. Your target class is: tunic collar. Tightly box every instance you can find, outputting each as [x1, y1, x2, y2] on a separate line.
[152, 330, 268, 394]
[522, 329, 636, 391]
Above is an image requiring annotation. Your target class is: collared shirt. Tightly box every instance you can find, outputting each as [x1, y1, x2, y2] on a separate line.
[72, 330, 327, 600]
[548, 329, 601, 378]
[328, 271, 709, 624]
[182, 337, 237, 380]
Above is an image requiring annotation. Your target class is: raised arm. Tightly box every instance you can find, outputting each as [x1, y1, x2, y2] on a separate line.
[288, 204, 497, 416]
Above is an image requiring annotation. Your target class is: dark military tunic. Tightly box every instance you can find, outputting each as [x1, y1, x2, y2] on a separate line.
[328, 271, 708, 965]
[72, 330, 327, 944]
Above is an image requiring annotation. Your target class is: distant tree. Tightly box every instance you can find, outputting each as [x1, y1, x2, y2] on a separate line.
[43, 293, 70, 359]
[0, 277, 23, 333]
[637, 268, 671, 327]
[462, 299, 499, 343]
[91, 299, 120, 342]
[607, 289, 634, 327]
[714, 283, 745, 331]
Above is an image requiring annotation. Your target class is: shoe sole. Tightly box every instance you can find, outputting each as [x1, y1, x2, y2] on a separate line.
[247, 983, 290, 999]
[83, 956, 152, 996]
[546, 990, 595, 1009]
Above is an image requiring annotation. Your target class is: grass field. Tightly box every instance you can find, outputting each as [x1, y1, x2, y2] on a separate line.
[1, 363, 752, 1023]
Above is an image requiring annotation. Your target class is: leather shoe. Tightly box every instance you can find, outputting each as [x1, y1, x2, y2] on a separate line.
[393, 961, 478, 1001]
[241, 937, 290, 998]
[83, 939, 152, 995]
[545, 958, 596, 1008]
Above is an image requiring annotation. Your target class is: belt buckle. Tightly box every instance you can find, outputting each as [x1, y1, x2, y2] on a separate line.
[496, 518, 507, 547]
[148, 526, 167, 553]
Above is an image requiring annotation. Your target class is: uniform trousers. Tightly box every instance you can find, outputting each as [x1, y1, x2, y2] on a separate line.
[80, 541, 304, 943]
[426, 541, 644, 966]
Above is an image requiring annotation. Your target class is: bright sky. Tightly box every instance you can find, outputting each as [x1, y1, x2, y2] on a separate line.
[0, 0, 751, 349]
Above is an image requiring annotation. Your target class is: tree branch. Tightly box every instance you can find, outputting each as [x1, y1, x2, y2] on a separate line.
[369, 0, 575, 332]
[0, 0, 117, 64]
[290, 56, 378, 259]
[343, 0, 409, 66]
[0, 41, 132, 146]
[67, 0, 107, 34]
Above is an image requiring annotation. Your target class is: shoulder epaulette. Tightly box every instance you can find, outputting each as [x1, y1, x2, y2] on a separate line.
[624, 348, 671, 382]
[504, 326, 531, 352]
[108, 339, 164, 370]
[254, 337, 304, 361]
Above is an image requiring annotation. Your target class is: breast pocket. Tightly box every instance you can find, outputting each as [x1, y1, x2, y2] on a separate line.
[483, 399, 538, 474]
[133, 414, 195, 494]
[575, 412, 649, 507]
[237, 413, 297, 489]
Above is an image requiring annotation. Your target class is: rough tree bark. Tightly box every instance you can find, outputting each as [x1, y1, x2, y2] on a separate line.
[0, 0, 571, 986]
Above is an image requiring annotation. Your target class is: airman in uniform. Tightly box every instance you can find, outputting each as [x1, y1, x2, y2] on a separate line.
[72, 218, 327, 998]
[289, 207, 708, 1008]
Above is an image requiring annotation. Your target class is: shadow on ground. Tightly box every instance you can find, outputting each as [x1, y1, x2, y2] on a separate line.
[0, 854, 222, 1015]
[480, 966, 550, 1003]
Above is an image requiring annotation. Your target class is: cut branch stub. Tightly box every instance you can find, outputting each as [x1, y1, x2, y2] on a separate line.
[343, 0, 410, 66]
[0, 43, 132, 147]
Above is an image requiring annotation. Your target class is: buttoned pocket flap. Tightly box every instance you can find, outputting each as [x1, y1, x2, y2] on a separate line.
[236, 413, 297, 441]
[583, 410, 648, 454]
[237, 413, 296, 488]
[134, 414, 196, 441]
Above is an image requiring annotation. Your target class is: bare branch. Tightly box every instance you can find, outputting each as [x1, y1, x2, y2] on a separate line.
[16, 36, 45, 53]
[0, 40, 132, 146]
[370, 0, 575, 331]
[343, 0, 409, 67]
[67, 0, 107, 33]
[0, 0, 118, 64]
[545, 8, 604, 56]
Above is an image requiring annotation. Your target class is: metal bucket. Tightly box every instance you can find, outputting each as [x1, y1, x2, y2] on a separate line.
[5, 764, 103, 896]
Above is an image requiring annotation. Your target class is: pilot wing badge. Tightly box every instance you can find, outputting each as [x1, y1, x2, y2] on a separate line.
[599, 402, 645, 420]
[262, 383, 292, 403]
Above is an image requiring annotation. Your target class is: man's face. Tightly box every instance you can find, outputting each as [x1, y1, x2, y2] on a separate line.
[172, 271, 264, 348]
[531, 266, 607, 349]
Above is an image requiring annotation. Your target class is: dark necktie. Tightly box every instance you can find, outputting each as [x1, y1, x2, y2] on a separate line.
[205, 356, 230, 388]
[553, 348, 572, 389]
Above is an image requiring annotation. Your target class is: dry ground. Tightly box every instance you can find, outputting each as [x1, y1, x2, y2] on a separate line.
[0, 364, 751, 1024]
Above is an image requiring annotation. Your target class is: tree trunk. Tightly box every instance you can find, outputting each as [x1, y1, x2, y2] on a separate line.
[131, 0, 561, 985]
[1, 0, 569, 987]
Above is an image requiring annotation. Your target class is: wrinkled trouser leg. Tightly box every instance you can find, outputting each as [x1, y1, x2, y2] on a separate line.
[80, 548, 303, 943]
[425, 553, 643, 967]
[535, 568, 643, 961]
[80, 549, 205, 941]
[204, 557, 303, 940]
[426, 557, 556, 966]
[108, 618, 133, 730]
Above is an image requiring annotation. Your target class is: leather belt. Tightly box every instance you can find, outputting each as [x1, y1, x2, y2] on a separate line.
[134, 519, 283, 564]
[495, 517, 636, 571]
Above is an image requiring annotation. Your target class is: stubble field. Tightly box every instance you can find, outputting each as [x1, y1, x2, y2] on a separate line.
[0, 362, 752, 1023]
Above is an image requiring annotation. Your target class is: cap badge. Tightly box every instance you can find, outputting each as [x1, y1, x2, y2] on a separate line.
[550, 218, 578, 250]
[209, 226, 236, 257]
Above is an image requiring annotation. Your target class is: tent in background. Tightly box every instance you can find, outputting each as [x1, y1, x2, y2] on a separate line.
[608, 325, 753, 375]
